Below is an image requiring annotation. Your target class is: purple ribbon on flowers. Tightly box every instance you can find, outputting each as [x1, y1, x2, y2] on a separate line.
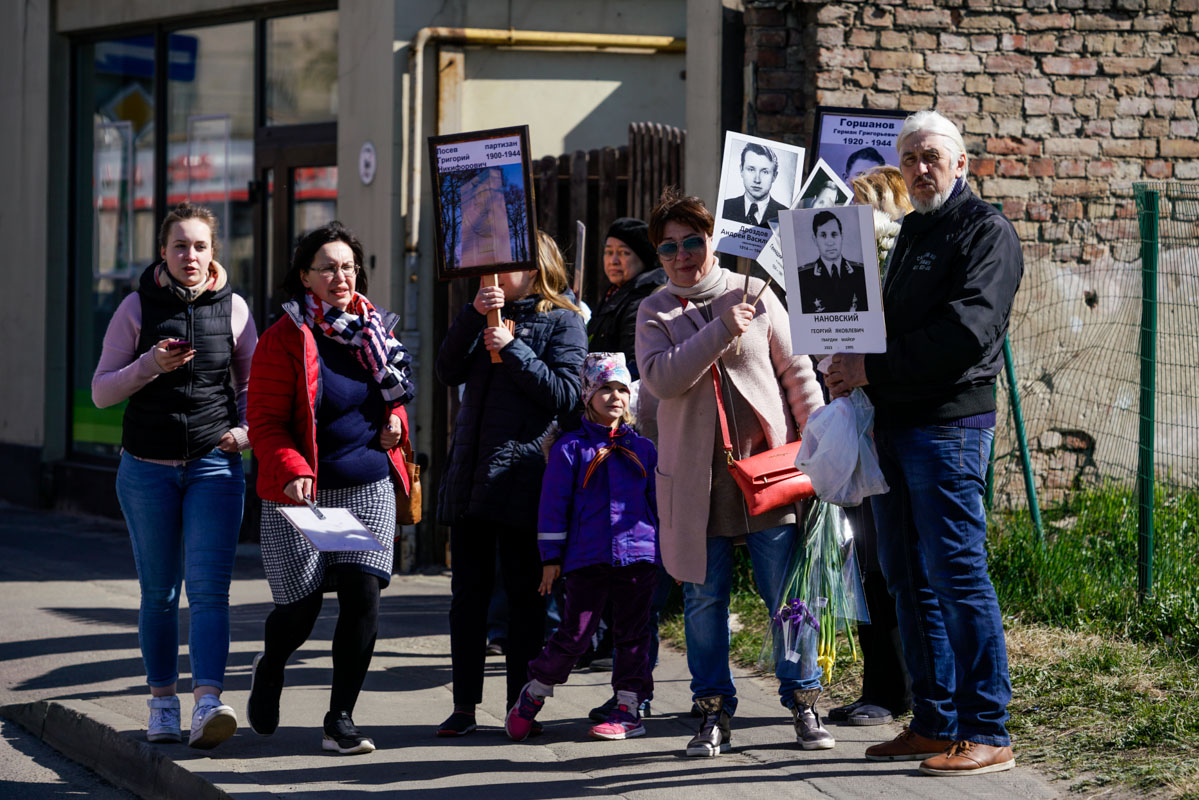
[773, 599, 820, 633]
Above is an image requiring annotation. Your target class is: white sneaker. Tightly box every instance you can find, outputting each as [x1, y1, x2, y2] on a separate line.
[146, 696, 182, 743]
[189, 694, 237, 749]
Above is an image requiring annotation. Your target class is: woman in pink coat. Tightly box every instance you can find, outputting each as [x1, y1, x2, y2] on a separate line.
[634, 188, 827, 758]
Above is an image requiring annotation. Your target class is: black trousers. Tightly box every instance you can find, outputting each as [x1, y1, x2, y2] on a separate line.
[449, 515, 546, 708]
[844, 502, 912, 714]
[260, 569, 381, 716]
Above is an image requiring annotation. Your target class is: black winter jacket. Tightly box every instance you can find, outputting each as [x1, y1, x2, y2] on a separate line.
[435, 296, 588, 529]
[587, 267, 666, 378]
[863, 182, 1023, 428]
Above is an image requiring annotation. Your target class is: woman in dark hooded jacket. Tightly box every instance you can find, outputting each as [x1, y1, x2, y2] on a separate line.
[435, 231, 588, 737]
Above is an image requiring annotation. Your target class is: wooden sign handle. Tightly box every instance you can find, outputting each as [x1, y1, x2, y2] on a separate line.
[483, 273, 502, 364]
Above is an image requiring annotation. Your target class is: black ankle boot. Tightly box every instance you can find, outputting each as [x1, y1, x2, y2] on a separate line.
[686, 695, 731, 757]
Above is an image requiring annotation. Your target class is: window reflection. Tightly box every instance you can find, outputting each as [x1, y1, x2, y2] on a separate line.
[293, 166, 338, 240]
[267, 11, 339, 126]
[168, 21, 255, 311]
[75, 36, 158, 456]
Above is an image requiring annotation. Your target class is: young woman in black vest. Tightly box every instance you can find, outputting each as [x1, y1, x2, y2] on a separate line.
[92, 203, 258, 750]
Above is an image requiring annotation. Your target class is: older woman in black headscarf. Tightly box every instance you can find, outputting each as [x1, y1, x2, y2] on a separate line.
[586, 218, 666, 379]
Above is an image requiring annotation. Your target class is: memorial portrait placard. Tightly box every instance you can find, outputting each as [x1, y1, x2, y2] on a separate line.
[810, 106, 907, 185]
[428, 125, 538, 280]
[713, 133, 805, 260]
[780, 204, 886, 355]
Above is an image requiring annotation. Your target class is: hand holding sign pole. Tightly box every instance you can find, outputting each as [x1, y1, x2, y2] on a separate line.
[483, 273, 503, 363]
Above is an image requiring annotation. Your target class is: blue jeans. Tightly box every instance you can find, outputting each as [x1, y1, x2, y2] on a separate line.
[116, 449, 245, 690]
[871, 425, 1012, 747]
[683, 524, 822, 716]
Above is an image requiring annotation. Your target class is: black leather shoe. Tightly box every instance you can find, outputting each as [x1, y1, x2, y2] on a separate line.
[685, 695, 731, 757]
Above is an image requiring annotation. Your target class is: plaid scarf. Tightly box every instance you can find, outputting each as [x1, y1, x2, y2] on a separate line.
[304, 291, 416, 406]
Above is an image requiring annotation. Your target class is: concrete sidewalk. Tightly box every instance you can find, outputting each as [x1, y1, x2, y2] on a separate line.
[0, 504, 1060, 799]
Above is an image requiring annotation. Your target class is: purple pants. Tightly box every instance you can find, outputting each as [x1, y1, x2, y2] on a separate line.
[527, 561, 658, 700]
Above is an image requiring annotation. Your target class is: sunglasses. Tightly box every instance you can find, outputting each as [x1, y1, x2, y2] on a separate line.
[656, 235, 706, 261]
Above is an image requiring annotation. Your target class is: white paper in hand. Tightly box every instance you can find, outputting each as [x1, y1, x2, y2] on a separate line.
[277, 506, 384, 552]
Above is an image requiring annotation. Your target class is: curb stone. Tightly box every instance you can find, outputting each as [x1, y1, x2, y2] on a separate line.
[1, 700, 231, 800]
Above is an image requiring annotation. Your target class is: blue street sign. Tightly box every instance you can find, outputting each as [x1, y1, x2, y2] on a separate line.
[94, 34, 198, 82]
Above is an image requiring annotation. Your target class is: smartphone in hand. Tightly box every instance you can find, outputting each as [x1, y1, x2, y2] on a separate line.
[165, 340, 192, 351]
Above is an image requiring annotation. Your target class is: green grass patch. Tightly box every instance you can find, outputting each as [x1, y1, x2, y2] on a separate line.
[989, 482, 1199, 656]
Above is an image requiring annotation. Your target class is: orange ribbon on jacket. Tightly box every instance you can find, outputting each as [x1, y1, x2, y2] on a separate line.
[582, 427, 647, 488]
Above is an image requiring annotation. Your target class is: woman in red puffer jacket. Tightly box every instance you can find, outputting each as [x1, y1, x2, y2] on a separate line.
[246, 221, 415, 756]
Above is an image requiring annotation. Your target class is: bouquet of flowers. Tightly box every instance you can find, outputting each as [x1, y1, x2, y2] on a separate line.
[873, 208, 902, 280]
[759, 501, 869, 684]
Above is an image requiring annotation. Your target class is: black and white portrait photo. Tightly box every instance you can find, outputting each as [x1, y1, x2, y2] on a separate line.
[779, 204, 886, 354]
[714, 133, 804, 260]
[721, 141, 789, 229]
[796, 158, 853, 210]
[797, 210, 869, 314]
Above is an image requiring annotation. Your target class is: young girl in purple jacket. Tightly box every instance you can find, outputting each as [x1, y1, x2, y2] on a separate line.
[505, 352, 660, 742]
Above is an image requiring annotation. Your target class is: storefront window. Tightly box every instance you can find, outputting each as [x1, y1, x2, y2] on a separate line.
[266, 11, 339, 125]
[71, 9, 337, 460]
[73, 36, 158, 457]
[168, 21, 255, 310]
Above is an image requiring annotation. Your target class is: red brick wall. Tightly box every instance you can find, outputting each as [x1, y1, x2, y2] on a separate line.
[745, 0, 1196, 221]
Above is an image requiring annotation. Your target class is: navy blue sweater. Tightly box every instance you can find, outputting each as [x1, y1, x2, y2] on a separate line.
[313, 334, 390, 489]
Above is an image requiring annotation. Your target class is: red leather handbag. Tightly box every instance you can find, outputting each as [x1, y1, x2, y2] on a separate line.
[712, 365, 815, 515]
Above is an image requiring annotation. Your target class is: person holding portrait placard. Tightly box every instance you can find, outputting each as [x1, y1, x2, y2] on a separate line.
[636, 189, 831, 758]
[825, 110, 1022, 777]
[434, 232, 587, 739]
[797, 210, 869, 315]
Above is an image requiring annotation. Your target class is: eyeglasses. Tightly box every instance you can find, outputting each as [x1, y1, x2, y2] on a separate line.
[656, 235, 706, 261]
[311, 263, 361, 278]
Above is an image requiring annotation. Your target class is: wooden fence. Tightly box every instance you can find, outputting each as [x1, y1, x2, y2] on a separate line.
[531, 122, 685, 310]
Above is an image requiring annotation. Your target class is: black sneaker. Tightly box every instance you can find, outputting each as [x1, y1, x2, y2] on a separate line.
[247, 652, 283, 736]
[322, 711, 375, 755]
[589, 694, 619, 723]
[590, 694, 652, 722]
[436, 710, 477, 737]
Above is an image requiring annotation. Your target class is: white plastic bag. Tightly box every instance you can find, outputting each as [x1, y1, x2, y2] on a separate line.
[795, 388, 889, 507]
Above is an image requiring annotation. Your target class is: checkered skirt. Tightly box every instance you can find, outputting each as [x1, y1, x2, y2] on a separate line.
[260, 477, 395, 605]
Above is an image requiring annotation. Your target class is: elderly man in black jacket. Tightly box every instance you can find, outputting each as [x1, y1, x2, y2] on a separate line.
[825, 110, 1022, 778]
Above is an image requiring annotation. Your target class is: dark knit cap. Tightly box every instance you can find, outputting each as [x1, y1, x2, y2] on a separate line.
[604, 217, 658, 271]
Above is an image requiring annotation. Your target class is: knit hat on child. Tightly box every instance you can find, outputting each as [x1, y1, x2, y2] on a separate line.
[580, 352, 632, 405]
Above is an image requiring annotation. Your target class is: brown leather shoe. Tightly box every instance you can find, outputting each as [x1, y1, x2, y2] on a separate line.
[919, 740, 1015, 776]
[864, 727, 952, 762]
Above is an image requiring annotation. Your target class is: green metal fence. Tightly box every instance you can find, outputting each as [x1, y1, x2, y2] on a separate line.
[991, 181, 1199, 600]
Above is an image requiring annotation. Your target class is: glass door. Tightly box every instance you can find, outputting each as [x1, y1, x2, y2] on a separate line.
[252, 138, 337, 324]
